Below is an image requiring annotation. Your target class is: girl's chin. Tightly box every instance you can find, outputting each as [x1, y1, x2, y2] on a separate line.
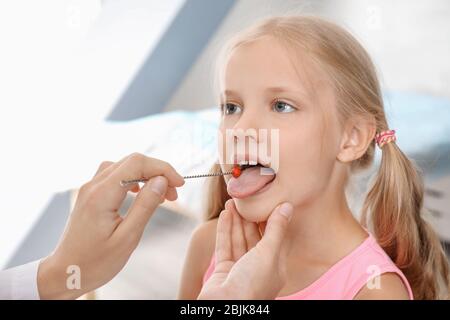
[233, 201, 272, 223]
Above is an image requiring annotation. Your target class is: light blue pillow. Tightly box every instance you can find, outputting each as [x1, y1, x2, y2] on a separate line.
[383, 91, 450, 156]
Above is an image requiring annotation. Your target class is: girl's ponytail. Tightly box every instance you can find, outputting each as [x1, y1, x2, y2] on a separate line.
[361, 140, 450, 299]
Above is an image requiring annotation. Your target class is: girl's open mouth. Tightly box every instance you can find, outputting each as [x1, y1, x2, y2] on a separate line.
[227, 162, 276, 199]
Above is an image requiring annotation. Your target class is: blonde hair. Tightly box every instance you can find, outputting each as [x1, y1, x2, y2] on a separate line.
[205, 15, 450, 299]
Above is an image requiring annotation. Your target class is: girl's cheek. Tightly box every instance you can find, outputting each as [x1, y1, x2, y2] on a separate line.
[218, 126, 230, 165]
[278, 134, 302, 172]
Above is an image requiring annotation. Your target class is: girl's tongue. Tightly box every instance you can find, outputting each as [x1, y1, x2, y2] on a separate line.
[227, 166, 275, 199]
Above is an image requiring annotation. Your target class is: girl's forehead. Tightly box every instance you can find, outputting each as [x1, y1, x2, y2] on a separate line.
[221, 37, 322, 98]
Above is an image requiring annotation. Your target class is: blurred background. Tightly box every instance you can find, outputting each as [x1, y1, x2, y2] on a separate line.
[0, 0, 449, 299]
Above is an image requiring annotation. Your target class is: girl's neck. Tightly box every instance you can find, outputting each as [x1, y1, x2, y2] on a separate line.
[283, 186, 368, 266]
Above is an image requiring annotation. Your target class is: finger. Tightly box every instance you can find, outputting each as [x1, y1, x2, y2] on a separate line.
[115, 176, 168, 239]
[215, 210, 233, 264]
[95, 156, 180, 197]
[227, 199, 261, 252]
[100, 154, 184, 210]
[132, 185, 177, 197]
[242, 219, 261, 250]
[93, 161, 114, 178]
[226, 200, 246, 260]
[259, 202, 293, 253]
[92, 154, 132, 183]
[165, 186, 178, 201]
[258, 221, 267, 235]
[111, 153, 184, 188]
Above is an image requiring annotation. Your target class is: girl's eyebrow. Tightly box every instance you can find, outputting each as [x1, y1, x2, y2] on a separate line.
[265, 86, 307, 96]
[221, 86, 306, 97]
[220, 86, 308, 103]
[221, 89, 240, 99]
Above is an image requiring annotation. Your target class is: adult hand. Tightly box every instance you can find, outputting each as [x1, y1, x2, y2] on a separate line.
[37, 153, 184, 299]
[198, 199, 293, 300]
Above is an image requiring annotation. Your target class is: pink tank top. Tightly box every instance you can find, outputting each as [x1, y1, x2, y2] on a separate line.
[202, 232, 414, 300]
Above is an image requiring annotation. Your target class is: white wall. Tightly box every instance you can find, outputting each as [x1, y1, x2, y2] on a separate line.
[165, 0, 450, 111]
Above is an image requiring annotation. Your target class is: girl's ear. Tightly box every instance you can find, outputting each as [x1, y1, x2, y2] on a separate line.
[337, 116, 376, 163]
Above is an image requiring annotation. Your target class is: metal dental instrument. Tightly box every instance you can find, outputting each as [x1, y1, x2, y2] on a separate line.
[119, 164, 253, 187]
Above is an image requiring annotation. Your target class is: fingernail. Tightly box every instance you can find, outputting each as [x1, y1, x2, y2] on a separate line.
[147, 176, 167, 197]
[278, 202, 293, 221]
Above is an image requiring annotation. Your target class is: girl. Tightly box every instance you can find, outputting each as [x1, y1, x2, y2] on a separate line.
[178, 15, 450, 299]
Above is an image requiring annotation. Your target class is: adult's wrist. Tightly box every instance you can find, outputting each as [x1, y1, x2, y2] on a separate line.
[37, 255, 84, 300]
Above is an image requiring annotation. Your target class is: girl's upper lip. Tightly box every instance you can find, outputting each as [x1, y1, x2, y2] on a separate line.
[232, 154, 271, 168]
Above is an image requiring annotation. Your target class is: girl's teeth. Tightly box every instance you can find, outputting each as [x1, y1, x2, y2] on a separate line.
[237, 160, 258, 166]
[260, 167, 275, 175]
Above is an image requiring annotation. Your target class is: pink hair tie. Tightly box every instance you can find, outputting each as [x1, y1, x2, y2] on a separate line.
[375, 129, 396, 148]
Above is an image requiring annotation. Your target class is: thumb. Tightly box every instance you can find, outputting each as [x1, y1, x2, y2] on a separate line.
[259, 202, 293, 253]
[119, 176, 168, 237]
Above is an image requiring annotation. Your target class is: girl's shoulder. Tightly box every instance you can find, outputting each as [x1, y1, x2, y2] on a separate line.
[190, 218, 219, 254]
[178, 218, 219, 299]
[187, 218, 219, 273]
[354, 273, 411, 300]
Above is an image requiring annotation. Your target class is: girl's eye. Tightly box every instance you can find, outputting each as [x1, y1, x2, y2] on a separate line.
[223, 103, 242, 115]
[272, 100, 296, 113]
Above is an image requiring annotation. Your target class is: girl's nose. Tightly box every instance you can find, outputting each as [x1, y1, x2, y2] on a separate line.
[231, 125, 258, 146]
[231, 111, 261, 141]
[230, 113, 266, 160]
[232, 131, 257, 159]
